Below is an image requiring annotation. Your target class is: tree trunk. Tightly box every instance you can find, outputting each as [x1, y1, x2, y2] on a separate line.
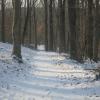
[48, 0, 53, 51]
[12, 0, 22, 62]
[44, 0, 48, 51]
[1, 0, 5, 42]
[68, 0, 77, 59]
[29, 0, 32, 44]
[22, 0, 30, 44]
[86, 0, 94, 59]
[58, 0, 66, 53]
[33, 1, 37, 49]
[75, 0, 83, 62]
[93, 0, 100, 61]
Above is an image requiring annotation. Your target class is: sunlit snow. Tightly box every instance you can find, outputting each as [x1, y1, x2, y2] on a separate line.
[0, 43, 100, 100]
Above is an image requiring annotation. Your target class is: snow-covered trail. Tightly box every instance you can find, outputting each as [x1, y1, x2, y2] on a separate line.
[0, 43, 100, 100]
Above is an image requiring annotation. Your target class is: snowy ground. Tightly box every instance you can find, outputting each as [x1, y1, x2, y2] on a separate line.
[0, 43, 100, 100]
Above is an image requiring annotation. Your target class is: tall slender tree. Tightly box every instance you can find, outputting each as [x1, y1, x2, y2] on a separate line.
[93, 0, 100, 61]
[22, 0, 30, 44]
[12, 0, 22, 62]
[68, 0, 77, 59]
[48, 0, 53, 51]
[44, 0, 49, 51]
[58, 0, 66, 53]
[33, 0, 37, 49]
[86, 0, 94, 59]
[1, 0, 5, 42]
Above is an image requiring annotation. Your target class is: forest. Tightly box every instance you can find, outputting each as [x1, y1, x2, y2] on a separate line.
[0, 0, 100, 100]
[0, 0, 100, 62]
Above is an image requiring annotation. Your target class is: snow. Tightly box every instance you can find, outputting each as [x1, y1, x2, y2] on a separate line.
[0, 42, 100, 100]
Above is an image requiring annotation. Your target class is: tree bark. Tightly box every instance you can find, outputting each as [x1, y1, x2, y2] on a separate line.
[48, 0, 53, 51]
[58, 0, 66, 53]
[93, 0, 100, 61]
[86, 0, 94, 59]
[12, 0, 22, 62]
[33, 1, 37, 49]
[44, 0, 49, 51]
[68, 0, 77, 59]
[22, 0, 30, 44]
[1, 0, 5, 42]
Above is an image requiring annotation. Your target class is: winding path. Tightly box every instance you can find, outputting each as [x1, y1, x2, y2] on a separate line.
[0, 45, 100, 100]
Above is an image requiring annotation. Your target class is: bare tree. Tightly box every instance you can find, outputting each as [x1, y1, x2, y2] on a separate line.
[44, 0, 49, 51]
[93, 0, 100, 61]
[68, 0, 77, 59]
[86, 0, 94, 59]
[1, 0, 6, 42]
[22, 0, 30, 44]
[58, 0, 66, 53]
[33, 0, 37, 49]
[12, 0, 22, 62]
[48, 0, 53, 51]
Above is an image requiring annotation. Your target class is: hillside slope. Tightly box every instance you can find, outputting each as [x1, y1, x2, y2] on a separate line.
[0, 43, 100, 100]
